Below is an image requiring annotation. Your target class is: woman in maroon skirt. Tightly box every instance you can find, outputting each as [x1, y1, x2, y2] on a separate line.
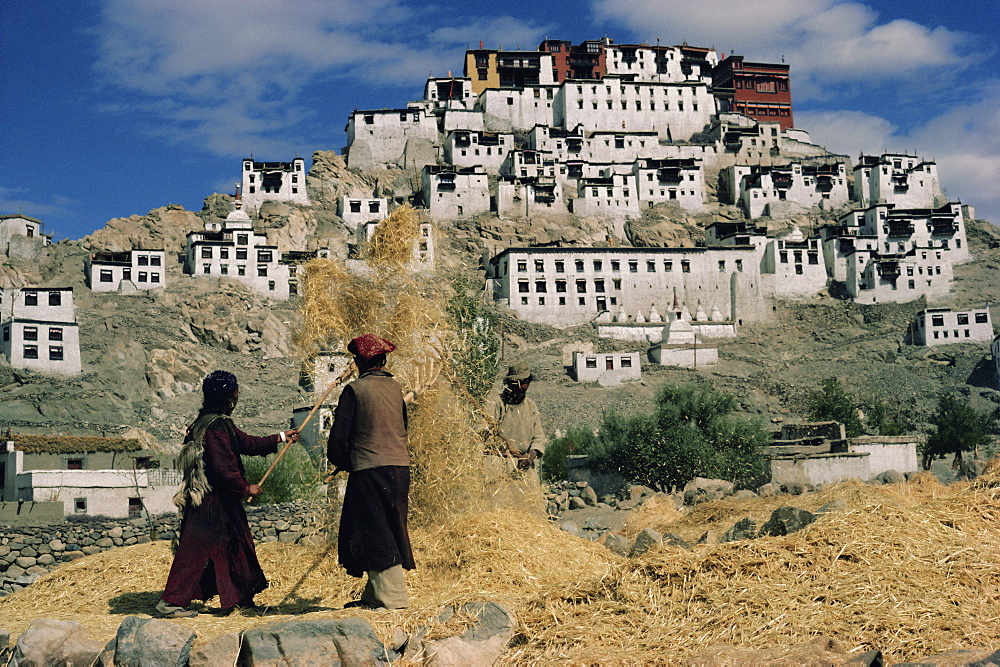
[157, 370, 298, 618]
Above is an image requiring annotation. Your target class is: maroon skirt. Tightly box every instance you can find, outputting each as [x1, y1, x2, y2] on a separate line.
[339, 466, 415, 578]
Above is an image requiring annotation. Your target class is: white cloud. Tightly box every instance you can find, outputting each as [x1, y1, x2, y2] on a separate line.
[0, 187, 75, 220]
[796, 84, 1000, 224]
[592, 0, 969, 95]
[93, 1, 544, 157]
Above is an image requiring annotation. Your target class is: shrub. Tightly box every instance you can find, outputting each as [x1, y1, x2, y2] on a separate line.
[243, 442, 323, 505]
[446, 274, 501, 400]
[807, 377, 863, 437]
[541, 426, 604, 482]
[923, 394, 996, 468]
[580, 383, 770, 491]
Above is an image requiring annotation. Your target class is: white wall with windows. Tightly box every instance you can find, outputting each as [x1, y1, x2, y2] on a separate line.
[86, 249, 166, 292]
[912, 307, 993, 346]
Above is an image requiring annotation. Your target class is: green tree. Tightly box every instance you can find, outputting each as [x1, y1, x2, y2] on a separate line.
[541, 426, 605, 482]
[807, 378, 863, 437]
[923, 394, 995, 469]
[584, 383, 770, 491]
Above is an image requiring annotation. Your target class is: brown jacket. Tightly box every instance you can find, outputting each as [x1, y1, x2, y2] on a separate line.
[485, 394, 547, 458]
[327, 370, 408, 472]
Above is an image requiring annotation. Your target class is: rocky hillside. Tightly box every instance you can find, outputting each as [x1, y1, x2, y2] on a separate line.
[2, 153, 999, 453]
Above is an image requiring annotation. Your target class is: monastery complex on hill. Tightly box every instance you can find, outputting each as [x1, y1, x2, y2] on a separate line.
[0, 37, 984, 377]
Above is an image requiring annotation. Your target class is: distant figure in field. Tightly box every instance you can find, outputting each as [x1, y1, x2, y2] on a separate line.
[327, 334, 414, 610]
[158, 370, 299, 618]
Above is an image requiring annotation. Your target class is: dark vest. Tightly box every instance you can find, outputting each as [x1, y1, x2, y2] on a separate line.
[348, 371, 409, 471]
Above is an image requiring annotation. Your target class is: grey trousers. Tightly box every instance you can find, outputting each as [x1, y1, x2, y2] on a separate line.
[360, 564, 408, 609]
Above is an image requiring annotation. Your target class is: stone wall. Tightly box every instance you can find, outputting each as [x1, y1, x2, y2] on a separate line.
[0, 501, 325, 596]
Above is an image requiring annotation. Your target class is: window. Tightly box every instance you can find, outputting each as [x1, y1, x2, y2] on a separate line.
[578, 297, 586, 305]
[128, 498, 142, 519]
[517, 261, 527, 272]
[25, 292, 37, 306]
[49, 328, 62, 341]
[575, 259, 584, 272]
[268, 281, 276, 291]
[123, 268, 131, 281]
[49, 346, 63, 360]
[976, 312, 989, 324]
[621, 357, 632, 368]
[779, 251, 788, 264]
[220, 265, 229, 275]
[611, 260, 620, 272]
[718, 260, 726, 272]
[151, 273, 160, 283]
[238, 266, 246, 276]
[555, 260, 565, 273]
[808, 252, 819, 265]
[629, 261, 638, 273]
[201, 247, 213, 259]
[735, 259, 743, 272]
[138, 272, 147, 282]
[236, 248, 247, 260]
[647, 260, 656, 272]
[23, 326, 38, 341]
[23, 345, 38, 359]
[74, 498, 87, 514]
[257, 250, 273, 263]
[555, 280, 567, 293]
[151, 256, 161, 266]
[518, 281, 530, 293]
[595, 279, 605, 292]
[99, 269, 114, 283]
[576, 279, 587, 293]
[593, 260, 603, 271]
[535, 281, 547, 293]
[48, 292, 61, 306]
[203, 263, 211, 274]
[258, 267, 268, 277]
[350, 200, 362, 213]
[535, 259, 544, 272]
[957, 313, 969, 325]
[67, 457, 82, 469]
[585, 357, 597, 368]
[137, 255, 149, 266]
[220, 248, 229, 259]
[237, 234, 249, 245]
[931, 315, 944, 327]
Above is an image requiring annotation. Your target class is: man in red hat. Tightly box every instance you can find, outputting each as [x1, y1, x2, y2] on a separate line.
[327, 334, 414, 609]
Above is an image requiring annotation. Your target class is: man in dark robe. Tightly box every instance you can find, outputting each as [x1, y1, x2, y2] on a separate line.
[327, 334, 415, 610]
[158, 370, 299, 618]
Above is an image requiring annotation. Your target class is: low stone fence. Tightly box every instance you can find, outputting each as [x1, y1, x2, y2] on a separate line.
[0, 501, 327, 596]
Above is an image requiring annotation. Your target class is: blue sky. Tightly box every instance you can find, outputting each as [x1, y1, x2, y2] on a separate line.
[2, 0, 999, 241]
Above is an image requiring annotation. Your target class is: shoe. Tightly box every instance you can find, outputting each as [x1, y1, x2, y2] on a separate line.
[343, 599, 384, 610]
[156, 600, 198, 618]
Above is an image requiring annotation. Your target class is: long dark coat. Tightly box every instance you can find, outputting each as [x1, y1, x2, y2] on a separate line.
[161, 418, 278, 609]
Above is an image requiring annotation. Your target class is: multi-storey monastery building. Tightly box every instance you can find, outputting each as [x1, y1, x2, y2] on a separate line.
[0, 287, 81, 375]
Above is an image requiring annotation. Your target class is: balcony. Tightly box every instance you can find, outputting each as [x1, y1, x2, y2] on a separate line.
[657, 168, 683, 184]
[885, 220, 914, 237]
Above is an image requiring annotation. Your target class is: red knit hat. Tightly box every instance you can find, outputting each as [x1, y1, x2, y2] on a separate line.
[347, 334, 396, 360]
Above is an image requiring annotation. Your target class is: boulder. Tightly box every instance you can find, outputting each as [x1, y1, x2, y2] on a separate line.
[603, 533, 631, 557]
[683, 477, 735, 498]
[875, 469, 904, 484]
[580, 486, 599, 506]
[629, 527, 662, 557]
[759, 507, 816, 537]
[425, 602, 515, 667]
[732, 489, 758, 500]
[188, 632, 241, 667]
[626, 485, 656, 502]
[10, 618, 104, 667]
[720, 518, 757, 543]
[662, 532, 691, 549]
[781, 482, 808, 495]
[560, 521, 580, 536]
[110, 616, 196, 667]
[239, 617, 390, 665]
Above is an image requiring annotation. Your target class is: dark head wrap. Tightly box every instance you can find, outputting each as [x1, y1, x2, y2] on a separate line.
[201, 370, 238, 413]
[348, 334, 396, 360]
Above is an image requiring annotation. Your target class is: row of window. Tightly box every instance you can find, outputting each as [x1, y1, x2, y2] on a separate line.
[22, 345, 64, 360]
[200, 247, 272, 262]
[20, 326, 62, 341]
[20, 292, 63, 306]
[512, 257, 744, 274]
[927, 313, 989, 327]
[777, 251, 820, 264]
[248, 174, 297, 184]
[135, 255, 161, 266]
[931, 329, 974, 340]
[573, 99, 697, 112]
[246, 186, 299, 194]
[583, 356, 634, 369]
[202, 264, 270, 278]
[98, 270, 161, 283]
[520, 295, 615, 307]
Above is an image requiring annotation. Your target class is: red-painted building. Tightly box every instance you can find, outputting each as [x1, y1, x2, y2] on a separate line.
[538, 38, 608, 83]
[713, 55, 793, 130]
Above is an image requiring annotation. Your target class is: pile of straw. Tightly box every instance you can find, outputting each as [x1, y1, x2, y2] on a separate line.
[2, 476, 999, 662]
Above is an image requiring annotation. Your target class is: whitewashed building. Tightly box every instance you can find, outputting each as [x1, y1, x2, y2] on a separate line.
[184, 195, 291, 299]
[911, 307, 993, 346]
[421, 165, 490, 220]
[345, 106, 438, 169]
[761, 227, 827, 298]
[0, 287, 81, 375]
[571, 173, 640, 219]
[338, 197, 388, 228]
[240, 158, 310, 212]
[633, 158, 705, 211]
[725, 161, 849, 218]
[496, 177, 568, 218]
[488, 246, 772, 328]
[572, 350, 642, 383]
[0, 214, 51, 255]
[424, 76, 476, 110]
[85, 249, 167, 292]
[443, 130, 514, 171]
[846, 249, 953, 304]
[854, 154, 942, 209]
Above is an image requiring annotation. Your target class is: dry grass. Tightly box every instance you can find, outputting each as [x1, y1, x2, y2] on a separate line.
[3, 475, 1000, 663]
